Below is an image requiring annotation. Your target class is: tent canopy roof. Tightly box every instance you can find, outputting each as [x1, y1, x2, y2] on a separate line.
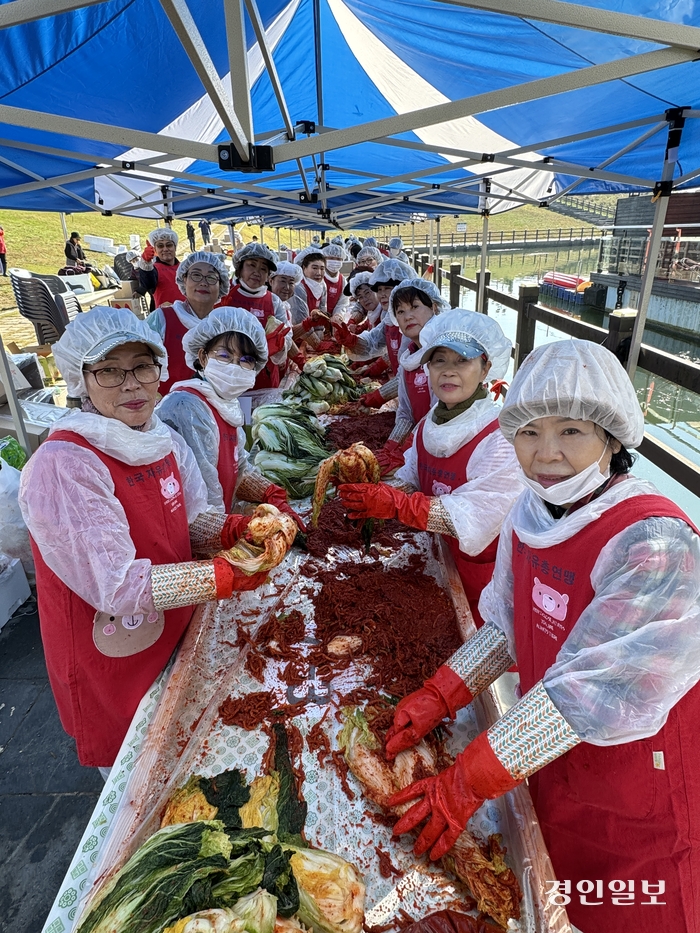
[1, 0, 700, 226]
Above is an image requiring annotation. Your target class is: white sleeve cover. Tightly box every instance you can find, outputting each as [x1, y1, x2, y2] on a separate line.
[394, 432, 420, 488]
[347, 321, 388, 361]
[146, 307, 166, 341]
[270, 293, 292, 363]
[168, 428, 212, 522]
[440, 430, 523, 556]
[542, 517, 700, 745]
[157, 393, 226, 512]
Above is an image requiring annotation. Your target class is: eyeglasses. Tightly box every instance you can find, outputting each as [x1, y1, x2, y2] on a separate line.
[208, 349, 257, 370]
[155, 241, 176, 249]
[187, 270, 220, 285]
[85, 363, 162, 387]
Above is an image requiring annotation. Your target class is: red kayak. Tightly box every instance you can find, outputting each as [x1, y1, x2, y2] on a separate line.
[542, 272, 586, 289]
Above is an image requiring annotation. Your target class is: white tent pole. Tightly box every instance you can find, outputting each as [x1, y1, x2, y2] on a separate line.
[273, 48, 693, 162]
[428, 219, 434, 270]
[411, 221, 415, 255]
[0, 334, 31, 456]
[158, 0, 249, 159]
[476, 178, 490, 314]
[627, 110, 685, 380]
[59, 212, 68, 242]
[435, 216, 441, 284]
[223, 0, 254, 143]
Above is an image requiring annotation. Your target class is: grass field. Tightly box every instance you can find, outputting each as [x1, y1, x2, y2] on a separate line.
[0, 196, 615, 347]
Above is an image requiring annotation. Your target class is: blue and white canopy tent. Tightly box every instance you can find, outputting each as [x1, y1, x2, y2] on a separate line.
[2, 0, 700, 370]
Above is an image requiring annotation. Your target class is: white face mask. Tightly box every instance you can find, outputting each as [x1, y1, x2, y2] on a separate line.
[519, 442, 610, 507]
[325, 259, 342, 274]
[204, 359, 256, 400]
[390, 248, 400, 257]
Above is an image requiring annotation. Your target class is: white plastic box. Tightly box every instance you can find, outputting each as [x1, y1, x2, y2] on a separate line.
[0, 558, 31, 630]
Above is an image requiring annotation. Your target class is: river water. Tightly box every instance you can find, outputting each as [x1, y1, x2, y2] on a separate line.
[439, 245, 700, 520]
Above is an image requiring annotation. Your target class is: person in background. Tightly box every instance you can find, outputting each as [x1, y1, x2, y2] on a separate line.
[334, 258, 416, 408]
[138, 228, 181, 310]
[251, 235, 259, 242]
[64, 231, 86, 267]
[345, 269, 382, 330]
[158, 307, 304, 528]
[220, 242, 291, 390]
[198, 219, 212, 246]
[0, 224, 6, 275]
[388, 236, 409, 262]
[269, 260, 327, 359]
[147, 250, 229, 394]
[186, 221, 196, 253]
[362, 236, 379, 249]
[355, 246, 382, 270]
[295, 250, 328, 318]
[340, 308, 519, 628]
[322, 243, 349, 319]
[19, 307, 270, 774]
[375, 279, 449, 474]
[384, 338, 700, 933]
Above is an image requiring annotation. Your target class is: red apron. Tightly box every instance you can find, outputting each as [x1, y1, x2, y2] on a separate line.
[325, 274, 345, 314]
[385, 324, 402, 375]
[160, 305, 192, 395]
[416, 418, 500, 626]
[31, 431, 194, 767]
[153, 259, 181, 308]
[513, 495, 700, 933]
[404, 341, 432, 424]
[301, 279, 322, 313]
[177, 387, 240, 510]
[222, 284, 280, 389]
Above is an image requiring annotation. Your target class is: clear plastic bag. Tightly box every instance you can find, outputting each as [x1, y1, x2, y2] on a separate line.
[0, 461, 34, 582]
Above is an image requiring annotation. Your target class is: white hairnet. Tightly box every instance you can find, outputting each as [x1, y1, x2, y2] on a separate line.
[389, 236, 404, 249]
[390, 278, 450, 315]
[269, 260, 303, 284]
[148, 228, 179, 247]
[363, 236, 378, 248]
[125, 250, 140, 262]
[295, 248, 325, 268]
[53, 305, 168, 398]
[356, 246, 382, 266]
[175, 250, 230, 298]
[331, 235, 345, 245]
[181, 306, 268, 372]
[311, 236, 321, 245]
[402, 307, 512, 380]
[348, 271, 373, 297]
[369, 258, 416, 288]
[322, 243, 347, 260]
[233, 242, 277, 272]
[499, 338, 644, 448]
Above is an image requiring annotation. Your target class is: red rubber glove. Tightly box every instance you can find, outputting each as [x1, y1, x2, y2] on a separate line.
[360, 388, 385, 408]
[375, 439, 405, 476]
[213, 558, 269, 596]
[384, 666, 473, 760]
[333, 321, 358, 349]
[338, 482, 431, 529]
[142, 243, 155, 263]
[266, 323, 290, 356]
[361, 357, 390, 379]
[221, 513, 251, 549]
[390, 732, 521, 860]
[290, 352, 307, 370]
[263, 483, 307, 532]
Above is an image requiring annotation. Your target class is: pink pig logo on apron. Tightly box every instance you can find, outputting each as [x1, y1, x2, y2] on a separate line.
[414, 372, 428, 386]
[432, 480, 452, 496]
[160, 473, 181, 500]
[532, 577, 569, 621]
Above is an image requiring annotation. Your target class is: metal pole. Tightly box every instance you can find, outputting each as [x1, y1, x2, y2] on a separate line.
[477, 212, 490, 313]
[0, 334, 31, 456]
[429, 219, 434, 269]
[435, 216, 441, 285]
[259, 223, 264, 244]
[627, 109, 685, 380]
[59, 212, 69, 242]
[411, 221, 415, 255]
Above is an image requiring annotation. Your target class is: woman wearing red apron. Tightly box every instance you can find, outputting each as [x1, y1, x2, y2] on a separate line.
[340, 308, 520, 628]
[137, 228, 182, 311]
[385, 339, 700, 933]
[374, 278, 448, 474]
[19, 308, 276, 775]
[221, 242, 291, 390]
[157, 306, 303, 529]
[146, 250, 231, 394]
[321, 243, 349, 319]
